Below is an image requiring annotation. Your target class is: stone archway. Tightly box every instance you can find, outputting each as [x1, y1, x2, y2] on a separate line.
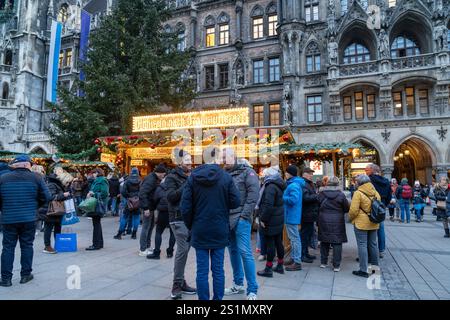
[28, 146, 48, 154]
[392, 137, 436, 185]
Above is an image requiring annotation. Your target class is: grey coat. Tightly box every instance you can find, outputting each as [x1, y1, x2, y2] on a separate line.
[226, 164, 260, 230]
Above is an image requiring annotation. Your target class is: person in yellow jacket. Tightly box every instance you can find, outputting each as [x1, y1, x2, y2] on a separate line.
[349, 174, 381, 278]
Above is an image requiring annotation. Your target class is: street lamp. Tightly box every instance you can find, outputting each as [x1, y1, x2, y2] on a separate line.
[399, 153, 404, 158]
[404, 149, 410, 156]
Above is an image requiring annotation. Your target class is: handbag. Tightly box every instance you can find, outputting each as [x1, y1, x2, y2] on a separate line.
[437, 200, 447, 210]
[94, 193, 107, 217]
[47, 200, 66, 216]
[79, 197, 97, 213]
[62, 211, 80, 225]
[127, 196, 140, 211]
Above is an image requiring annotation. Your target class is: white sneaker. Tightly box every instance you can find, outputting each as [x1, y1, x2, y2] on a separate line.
[247, 293, 257, 300]
[257, 255, 266, 261]
[320, 264, 327, 268]
[138, 250, 148, 257]
[147, 249, 154, 255]
[224, 283, 245, 295]
[333, 268, 340, 272]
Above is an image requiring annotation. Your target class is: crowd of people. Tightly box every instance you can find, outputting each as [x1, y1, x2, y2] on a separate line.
[0, 151, 449, 300]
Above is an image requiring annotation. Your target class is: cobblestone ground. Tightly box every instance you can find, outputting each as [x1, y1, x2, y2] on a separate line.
[0, 207, 449, 300]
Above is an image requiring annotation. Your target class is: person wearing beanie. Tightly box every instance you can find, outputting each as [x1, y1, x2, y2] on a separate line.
[301, 167, 319, 263]
[114, 167, 141, 240]
[317, 176, 349, 272]
[395, 178, 413, 223]
[138, 163, 167, 256]
[281, 165, 305, 272]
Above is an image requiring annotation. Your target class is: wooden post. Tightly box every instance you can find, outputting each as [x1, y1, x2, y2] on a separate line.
[332, 151, 337, 176]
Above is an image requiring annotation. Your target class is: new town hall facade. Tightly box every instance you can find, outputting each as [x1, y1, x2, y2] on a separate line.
[0, 0, 449, 184]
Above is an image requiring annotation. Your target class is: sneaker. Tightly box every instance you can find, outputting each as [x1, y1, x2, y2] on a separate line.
[146, 252, 160, 260]
[0, 279, 12, 287]
[379, 252, 385, 259]
[257, 266, 273, 278]
[333, 267, 340, 272]
[283, 258, 294, 266]
[138, 250, 148, 257]
[285, 262, 302, 271]
[273, 264, 284, 274]
[43, 246, 57, 254]
[352, 270, 369, 278]
[225, 283, 245, 296]
[257, 255, 266, 262]
[171, 283, 182, 300]
[181, 281, 196, 295]
[247, 293, 257, 300]
[320, 264, 327, 268]
[20, 274, 34, 284]
[301, 257, 313, 264]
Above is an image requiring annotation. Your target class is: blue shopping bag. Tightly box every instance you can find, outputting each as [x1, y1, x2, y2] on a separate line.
[55, 232, 77, 252]
[62, 199, 80, 225]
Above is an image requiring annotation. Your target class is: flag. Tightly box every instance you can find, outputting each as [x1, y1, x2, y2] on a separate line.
[79, 9, 91, 83]
[46, 20, 62, 103]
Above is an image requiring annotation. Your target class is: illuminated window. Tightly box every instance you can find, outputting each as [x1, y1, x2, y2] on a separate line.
[206, 27, 215, 47]
[268, 14, 277, 37]
[253, 60, 264, 84]
[58, 4, 69, 23]
[58, 51, 64, 69]
[253, 105, 264, 127]
[391, 36, 420, 58]
[419, 89, 429, 114]
[252, 17, 264, 39]
[343, 96, 352, 120]
[343, 43, 370, 64]
[307, 96, 322, 123]
[405, 87, 415, 115]
[393, 91, 403, 116]
[355, 92, 364, 120]
[64, 49, 72, 67]
[205, 66, 214, 90]
[388, 0, 396, 7]
[269, 58, 280, 82]
[367, 94, 376, 119]
[219, 24, 229, 45]
[219, 64, 229, 88]
[269, 103, 280, 125]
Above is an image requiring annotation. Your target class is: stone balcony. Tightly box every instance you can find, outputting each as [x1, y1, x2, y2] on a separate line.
[391, 53, 436, 71]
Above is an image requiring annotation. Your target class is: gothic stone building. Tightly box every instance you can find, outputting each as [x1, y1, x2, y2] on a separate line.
[167, 0, 450, 184]
[0, 0, 110, 155]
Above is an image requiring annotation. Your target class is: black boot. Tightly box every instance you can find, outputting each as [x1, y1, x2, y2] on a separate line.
[273, 264, 284, 274]
[257, 266, 273, 278]
[113, 232, 122, 240]
[147, 249, 161, 259]
[445, 229, 450, 238]
[131, 231, 137, 239]
[167, 248, 174, 258]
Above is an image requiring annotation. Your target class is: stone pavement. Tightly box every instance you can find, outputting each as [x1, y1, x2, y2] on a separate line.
[0, 207, 449, 300]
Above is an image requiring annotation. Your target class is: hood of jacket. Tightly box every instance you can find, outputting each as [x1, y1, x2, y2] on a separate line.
[357, 182, 377, 197]
[127, 175, 141, 186]
[286, 176, 304, 188]
[265, 175, 286, 190]
[0, 162, 9, 173]
[191, 164, 224, 187]
[370, 174, 390, 189]
[47, 174, 64, 188]
[321, 186, 342, 200]
[226, 163, 248, 176]
[173, 166, 189, 180]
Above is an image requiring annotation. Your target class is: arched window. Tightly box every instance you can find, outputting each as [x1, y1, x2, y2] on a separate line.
[251, 5, 264, 40]
[343, 43, 370, 63]
[266, 2, 278, 37]
[390, 36, 420, 58]
[217, 13, 230, 46]
[176, 23, 186, 51]
[2, 83, 9, 100]
[305, 42, 321, 73]
[58, 4, 69, 23]
[4, 49, 12, 65]
[204, 16, 216, 47]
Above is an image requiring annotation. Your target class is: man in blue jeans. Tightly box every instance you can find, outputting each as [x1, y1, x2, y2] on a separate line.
[0, 155, 51, 287]
[181, 148, 240, 300]
[396, 178, 413, 223]
[223, 149, 260, 300]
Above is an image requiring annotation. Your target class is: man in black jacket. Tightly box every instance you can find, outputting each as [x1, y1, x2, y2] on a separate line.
[301, 167, 319, 263]
[165, 150, 196, 299]
[108, 174, 120, 216]
[138, 164, 166, 256]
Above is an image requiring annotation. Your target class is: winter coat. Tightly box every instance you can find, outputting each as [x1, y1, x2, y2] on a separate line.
[349, 182, 381, 231]
[317, 187, 350, 244]
[138, 172, 159, 211]
[70, 178, 86, 198]
[302, 178, 319, 223]
[122, 174, 141, 214]
[0, 162, 10, 177]
[413, 186, 427, 200]
[259, 176, 286, 236]
[432, 186, 449, 218]
[180, 164, 240, 250]
[369, 174, 391, 206]
[226, 163, 260, 230]
[0, 168, 51, 225]
[108, 177, 121, 197]
[154, 183, 170, 226]
[90, 177, 109, 201]
[46, 174, 70, 224]
[283, 176, 305, 225]
[165, 167, 189, 223]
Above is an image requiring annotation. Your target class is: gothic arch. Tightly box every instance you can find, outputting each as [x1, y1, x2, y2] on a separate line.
[338, 20, 378, 62]
[176, 22, 186, 32]
[217, 12, 230, 24]
[204, 15, 216, 26]
[350, 136, 386, 164]
[266, 2, 277, 14]
[390, 134, 440, 165]
[250, 4, 264, 17]
[391, 75, 436, 88]
[388, 10, 433, 54]
[28, 144, 50, 154]
[163, 24, 172, 33]
[339, 81, 379, 93]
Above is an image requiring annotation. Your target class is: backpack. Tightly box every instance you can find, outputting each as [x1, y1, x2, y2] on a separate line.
[359, 190, 386, 224]
[401, 185, 412, 199]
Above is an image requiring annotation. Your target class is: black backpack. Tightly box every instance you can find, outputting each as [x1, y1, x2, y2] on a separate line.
[359, 190, 386, 223]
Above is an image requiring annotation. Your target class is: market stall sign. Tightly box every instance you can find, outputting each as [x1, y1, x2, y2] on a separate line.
[310, 161, 323, 175]
[130, 159, 144, 166]
[132, 108, 250, 132]
[101, 153, 116, 163]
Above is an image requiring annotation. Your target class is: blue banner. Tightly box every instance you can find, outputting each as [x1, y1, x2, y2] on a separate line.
[46, 20, 62, 103]
[79, 10, 91, 83]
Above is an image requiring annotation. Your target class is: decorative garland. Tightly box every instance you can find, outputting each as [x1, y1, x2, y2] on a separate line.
[55, 145, 99, 160]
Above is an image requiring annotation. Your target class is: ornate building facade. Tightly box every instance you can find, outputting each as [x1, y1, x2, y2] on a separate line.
[167, 0, 450, 184]
[0, 0, 111, 154]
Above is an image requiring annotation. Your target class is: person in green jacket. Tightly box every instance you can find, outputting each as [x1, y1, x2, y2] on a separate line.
[86, 168, 109, 250]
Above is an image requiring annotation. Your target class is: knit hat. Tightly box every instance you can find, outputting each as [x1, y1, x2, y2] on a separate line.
[154, 163, 167, 174]
[262, 165, 280, 177]
[401, 178, 408, 185]
[286, 165, 298, 177]
[131, 167, 139, 176]
[10, 154, 33, 165]
[327, 176, 340, 187]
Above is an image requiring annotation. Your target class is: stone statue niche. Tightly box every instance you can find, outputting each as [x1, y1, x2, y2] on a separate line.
[282, 83, 293, 125]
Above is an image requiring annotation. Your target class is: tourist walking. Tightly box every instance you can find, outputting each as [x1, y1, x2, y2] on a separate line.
[223, 148, 260, 300]
[114, 168, 141, 240]
[317, 176, 349, 272]
[86, 168, 109, 251]
[396, 178, 413, 223]
[165, 151, 196, 299]
[256, 166, 286, 278]
[431, 177, 450, 238]
[301, 167, 319, 263]
[138, 164, 166, 256]
[349, 174, 381, 278]
[180, 148, 240, 301]
[146, 179, 175, 259]
[413, 181, 427, 222]
[0, 155, 51, 287]
[282, 165, 304, 272]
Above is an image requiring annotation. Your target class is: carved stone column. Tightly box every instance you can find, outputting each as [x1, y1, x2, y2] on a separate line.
[235, 1, 243, 41]
[190, 8, 197, 48]
[381, 165, 394, 180]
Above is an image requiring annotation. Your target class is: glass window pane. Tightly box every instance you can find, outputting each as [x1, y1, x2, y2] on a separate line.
[206, 27, 215, 47]
[315, 55, 321, 71]
[306, 56, 313, 72]
[305, 7, 311, 22]
[313, 5, 319, 20]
